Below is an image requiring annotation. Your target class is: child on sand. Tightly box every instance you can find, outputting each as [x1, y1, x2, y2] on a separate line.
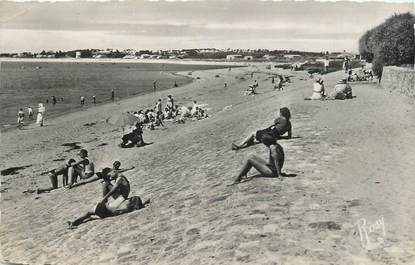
[232, 107, 292, 150]
[27, 107, 34, 120]
[17, 108, 25, 128]
[233, 134, 284, 183]
[37, 159, 76, 193]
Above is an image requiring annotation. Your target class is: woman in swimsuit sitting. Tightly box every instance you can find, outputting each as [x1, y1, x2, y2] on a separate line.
[233, 133, 284, 183]
[232, 107, 292, 150]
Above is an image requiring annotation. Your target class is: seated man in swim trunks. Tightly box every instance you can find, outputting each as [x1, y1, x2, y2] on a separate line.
[232, 107, 292, 150]
[37, 158, 76, 193]
[67, 149, 95, 188]
[67, 195, 150, 228]
[233, 134, 284, 183]
[100, 161, 135, 199]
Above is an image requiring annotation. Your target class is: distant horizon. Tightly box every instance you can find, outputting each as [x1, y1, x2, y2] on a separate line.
[1, 47, 357, 55]
[1, 0, 413, 53]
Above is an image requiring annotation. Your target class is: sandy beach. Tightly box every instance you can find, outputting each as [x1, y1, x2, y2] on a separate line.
[1, 63, 414, 265]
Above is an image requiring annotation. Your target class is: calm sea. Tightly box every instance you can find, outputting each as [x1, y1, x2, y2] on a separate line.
[0, 61, 233, 128]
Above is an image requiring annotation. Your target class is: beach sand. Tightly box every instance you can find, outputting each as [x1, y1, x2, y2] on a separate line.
[1, 63, 414, 265]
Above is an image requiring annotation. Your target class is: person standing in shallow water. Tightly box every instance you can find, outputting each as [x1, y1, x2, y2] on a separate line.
[111, 89, 115, 102]
[17, 108, 25, 128]
[166, 95, 174, 110]
[233, 134, 284, 184]
[27, 107, 33, 120]
[36, 103, 45, 127]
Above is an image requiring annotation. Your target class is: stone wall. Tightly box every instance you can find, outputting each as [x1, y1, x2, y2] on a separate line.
[381, 66, 415, 98]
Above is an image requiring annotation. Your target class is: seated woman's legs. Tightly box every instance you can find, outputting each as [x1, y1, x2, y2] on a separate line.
[233, 132, 256, 150]
[235, 154, 274, 182]
[69, 210, 95, 227]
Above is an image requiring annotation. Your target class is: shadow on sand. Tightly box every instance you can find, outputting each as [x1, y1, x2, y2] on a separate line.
[118, 142, 154, 149]
[241, 172, 297, 183]
[228, 172, 297, 186]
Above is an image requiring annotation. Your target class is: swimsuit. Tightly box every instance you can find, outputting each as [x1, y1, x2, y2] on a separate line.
[95, 202, 113, 218]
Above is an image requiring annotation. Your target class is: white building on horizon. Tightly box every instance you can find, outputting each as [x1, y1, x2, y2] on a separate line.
[226, 54, 243, 61]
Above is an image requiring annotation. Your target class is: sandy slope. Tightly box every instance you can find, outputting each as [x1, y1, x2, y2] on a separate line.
[0, 64, 414, 265]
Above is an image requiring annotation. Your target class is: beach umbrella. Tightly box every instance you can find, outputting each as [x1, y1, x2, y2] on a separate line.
[107, 112, 139, 128]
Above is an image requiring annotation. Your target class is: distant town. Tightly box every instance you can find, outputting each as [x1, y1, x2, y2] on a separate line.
[0, 48, 359, 62]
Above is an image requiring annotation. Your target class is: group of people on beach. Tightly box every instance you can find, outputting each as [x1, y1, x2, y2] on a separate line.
[16, 89, 116, 128]
[17, 103, 45, 128]
[17, 105, 36, 128]
[45, 96, 63, 105]
[119, 96, 209, 148]
[245, 74, 290, 96]
[305, 77, 353, 101]
[30, 64, 368, 229]
[38, 149, 95, 192]
[347, 68, 374, 82]
[39, 104, 291, 227]
[131, 96, 208, 128]
[37, 147, 149, 227]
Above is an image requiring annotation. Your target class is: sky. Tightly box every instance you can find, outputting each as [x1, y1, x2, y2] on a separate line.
[0, 0, 413, 53]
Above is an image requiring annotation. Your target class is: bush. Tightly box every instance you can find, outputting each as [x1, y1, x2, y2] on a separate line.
[358, 12, 415, 78]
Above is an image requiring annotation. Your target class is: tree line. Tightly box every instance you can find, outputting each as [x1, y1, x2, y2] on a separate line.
[359, 12, 414, 78]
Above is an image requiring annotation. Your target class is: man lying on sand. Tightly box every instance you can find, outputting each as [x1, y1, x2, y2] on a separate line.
[67, 195, 150, 228]
[68, 169, 149, 228]
[67, 149, 95, 188]
[232, 107, 292, 150]
[233, 134, 284, 184]
[37, 159, 76, 194]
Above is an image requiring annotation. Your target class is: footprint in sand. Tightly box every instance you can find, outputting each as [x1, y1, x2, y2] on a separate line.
[222, 105, 233, 111]
[309, 221, 341, 231]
